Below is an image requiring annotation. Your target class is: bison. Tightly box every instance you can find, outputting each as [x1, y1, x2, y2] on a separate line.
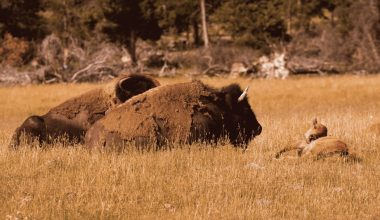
[275, 119, 360, 161]
[9, 74, 160, 149]
[85, 80, 262, 150]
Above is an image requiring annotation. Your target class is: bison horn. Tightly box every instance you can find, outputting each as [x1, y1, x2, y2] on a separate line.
[238, 86, 249, 102]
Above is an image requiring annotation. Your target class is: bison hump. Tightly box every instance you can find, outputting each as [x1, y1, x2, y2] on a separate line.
[47, 88, 111, 122]
[93, 81, 222, 144]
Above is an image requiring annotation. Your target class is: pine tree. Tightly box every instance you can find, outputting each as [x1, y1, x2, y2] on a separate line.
[155, 0, 200, 45]
[0, 0, 45, 40]
[40, 0, 104, 45]
[100, 0, 162, 65]
[212, 0, 288, 50]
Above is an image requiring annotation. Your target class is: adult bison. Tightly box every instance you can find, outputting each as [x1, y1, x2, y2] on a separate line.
[85, 80, 262, 150]
[9, 74, 160, 149]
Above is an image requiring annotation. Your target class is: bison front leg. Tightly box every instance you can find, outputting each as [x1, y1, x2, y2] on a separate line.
[189, 110, 222, 145]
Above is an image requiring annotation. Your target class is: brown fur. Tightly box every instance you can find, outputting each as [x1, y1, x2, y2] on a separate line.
[300, 136, 349, 159]
[275, 119, 328, 158]
[85, 80, 262, 150]
[304, 118, 328, 143]
[275, 119, 360, 161]
[9, 74, 160, 149]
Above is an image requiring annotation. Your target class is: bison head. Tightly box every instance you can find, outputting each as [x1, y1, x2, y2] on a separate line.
[9, 116, 46, 149]
[220, 84, 262, 147]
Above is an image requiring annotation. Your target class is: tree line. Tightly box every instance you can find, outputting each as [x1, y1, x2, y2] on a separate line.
[1, 0, 380, 71]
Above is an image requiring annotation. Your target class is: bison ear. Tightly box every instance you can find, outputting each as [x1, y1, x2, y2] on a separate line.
[221, 83, 244, 108]
[116, 74, 160, 103]
[117, 76, 134, 93]
[116, 77, 132, 103]
[225, 93, 234, 110]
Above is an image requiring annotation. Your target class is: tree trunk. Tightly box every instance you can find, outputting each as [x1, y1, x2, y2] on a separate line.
[127, 30, 138, 66]
[286, 0, 292, 34]
[200, 0, 209, 49]
[365, 28, 380, 64]
[193, 20, 200, 46]
[366, 0, 380, 64]
[330, 10, 335, 27]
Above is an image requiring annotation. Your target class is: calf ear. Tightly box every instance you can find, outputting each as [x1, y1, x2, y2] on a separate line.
[312, 118, 318, 128]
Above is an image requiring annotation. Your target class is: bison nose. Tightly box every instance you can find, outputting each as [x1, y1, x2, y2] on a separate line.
[256, 125, 262, 135]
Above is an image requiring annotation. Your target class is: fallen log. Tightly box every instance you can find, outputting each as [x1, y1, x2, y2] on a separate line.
[287, 57, 343, 75]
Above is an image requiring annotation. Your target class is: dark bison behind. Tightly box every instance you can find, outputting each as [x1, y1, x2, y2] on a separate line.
[85, 80, 262, 150]
[9, 74, 160, 149]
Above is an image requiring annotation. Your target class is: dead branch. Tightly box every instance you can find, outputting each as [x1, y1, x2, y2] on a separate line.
[70, 60, 106, 82]
[202, 64, 229, 76]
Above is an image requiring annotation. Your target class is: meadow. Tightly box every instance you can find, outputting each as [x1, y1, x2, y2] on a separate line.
[0, 74, 379, 219]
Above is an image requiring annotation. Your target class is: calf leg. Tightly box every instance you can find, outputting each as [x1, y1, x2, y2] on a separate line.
[275, 141, 305, 159]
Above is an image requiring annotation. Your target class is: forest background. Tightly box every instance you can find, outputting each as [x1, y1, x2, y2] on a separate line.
[0, 0, 380, 83]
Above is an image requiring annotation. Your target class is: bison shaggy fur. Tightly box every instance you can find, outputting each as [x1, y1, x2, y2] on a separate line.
[85, 80, 262, 150]
[9, 74, 160, 149]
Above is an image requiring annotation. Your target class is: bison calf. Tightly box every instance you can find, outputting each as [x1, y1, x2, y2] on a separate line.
[85, 80, 262, 150]
[9, 74, 160, 149]
[275, 119, 360, 161]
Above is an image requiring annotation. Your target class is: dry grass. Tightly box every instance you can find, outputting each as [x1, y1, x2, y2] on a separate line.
[1, 75, 380, 219]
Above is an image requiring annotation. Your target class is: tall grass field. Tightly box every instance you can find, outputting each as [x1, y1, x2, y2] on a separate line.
[0, 75, 379, 219]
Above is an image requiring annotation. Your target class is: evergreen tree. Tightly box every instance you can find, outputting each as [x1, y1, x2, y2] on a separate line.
[100, 0, 162, 64]
[212, 0, 288, 50]
[294, 0, 336, 32]
[155, 0, 223, 46]
[40, 0, 104, 45]
[0, 0, 45, 40]
[155, 0, 199, 45]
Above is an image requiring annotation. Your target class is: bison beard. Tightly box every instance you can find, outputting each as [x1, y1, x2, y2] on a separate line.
[9, 74, 160, 149]
[85, 80, 262, 150]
